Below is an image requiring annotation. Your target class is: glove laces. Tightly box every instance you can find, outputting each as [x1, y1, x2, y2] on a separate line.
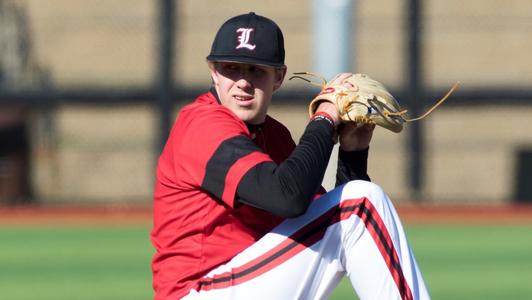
[384, 82, 460, 122]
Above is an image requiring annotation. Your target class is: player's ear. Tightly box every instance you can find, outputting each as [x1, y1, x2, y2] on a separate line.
[273, 66, 287, 91]
[207, 61, 219, 85]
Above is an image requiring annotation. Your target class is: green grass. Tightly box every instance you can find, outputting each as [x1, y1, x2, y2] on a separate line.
[410, 225, 532, 300]
[1, 225, 532, 300]
[0, 226, 154, 300]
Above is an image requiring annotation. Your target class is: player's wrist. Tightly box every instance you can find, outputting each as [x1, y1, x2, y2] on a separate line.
[314, 102, 340, 126]
[310, 111, 335, 127]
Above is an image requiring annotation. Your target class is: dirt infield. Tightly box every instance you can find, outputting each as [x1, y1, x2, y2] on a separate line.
[1, 203, 531, 226]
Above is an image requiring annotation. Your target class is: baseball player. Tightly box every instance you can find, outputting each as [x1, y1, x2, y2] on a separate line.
[151, 12, 430, 300]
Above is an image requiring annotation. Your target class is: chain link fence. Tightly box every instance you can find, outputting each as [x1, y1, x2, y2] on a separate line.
[1, 0, 531, 205]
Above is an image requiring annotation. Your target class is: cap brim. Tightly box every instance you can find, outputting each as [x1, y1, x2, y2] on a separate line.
[206, 55, 285, 68]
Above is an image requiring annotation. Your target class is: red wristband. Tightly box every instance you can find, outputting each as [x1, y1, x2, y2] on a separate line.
[310, 111, 335, 126]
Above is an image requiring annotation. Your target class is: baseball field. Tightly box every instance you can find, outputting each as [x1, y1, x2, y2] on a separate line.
[1, 205, 531, 300]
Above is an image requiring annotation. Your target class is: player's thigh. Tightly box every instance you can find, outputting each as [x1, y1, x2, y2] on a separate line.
[184, 186, 357, 299]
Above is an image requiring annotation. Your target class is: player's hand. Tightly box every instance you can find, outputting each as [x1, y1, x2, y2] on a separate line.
[338, 122, 375, 151]
[314, 73, 354, 126]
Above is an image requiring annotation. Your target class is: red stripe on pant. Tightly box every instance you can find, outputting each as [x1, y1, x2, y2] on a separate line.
[195, 197, 413, 300]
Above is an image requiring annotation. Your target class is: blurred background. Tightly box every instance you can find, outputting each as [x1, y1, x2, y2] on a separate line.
[1, 0, 532, 207]
[1, 1, 532, 300]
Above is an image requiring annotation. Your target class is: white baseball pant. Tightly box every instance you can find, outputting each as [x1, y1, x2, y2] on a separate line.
[183, 180, 430, 300]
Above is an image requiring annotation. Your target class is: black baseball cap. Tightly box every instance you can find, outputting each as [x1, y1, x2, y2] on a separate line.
[206, 12, 285, 67]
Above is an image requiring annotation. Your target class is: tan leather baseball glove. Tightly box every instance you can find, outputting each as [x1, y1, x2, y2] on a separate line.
[290, 72, 459, 133]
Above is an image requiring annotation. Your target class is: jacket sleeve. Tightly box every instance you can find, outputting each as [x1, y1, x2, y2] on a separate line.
[335, 147, 371, 187]
[236, 118, 335, 218]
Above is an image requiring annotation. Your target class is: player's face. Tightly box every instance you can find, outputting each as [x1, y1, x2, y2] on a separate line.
[209, 62, 286, 124]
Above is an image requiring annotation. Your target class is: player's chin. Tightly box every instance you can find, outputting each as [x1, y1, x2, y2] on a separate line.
[240, 111, 265, 125]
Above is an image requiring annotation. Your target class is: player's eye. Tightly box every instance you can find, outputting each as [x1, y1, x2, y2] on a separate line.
[217, 63, 240, 76]
[248, 65, 268, 76]
[223, 63, 239, 72]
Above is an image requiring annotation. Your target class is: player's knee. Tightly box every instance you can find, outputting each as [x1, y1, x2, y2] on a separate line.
[344, 179, 382, 193]
[341, 180, 388, 205]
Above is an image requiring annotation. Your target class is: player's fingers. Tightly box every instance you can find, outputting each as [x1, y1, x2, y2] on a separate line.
[364, 123, 376, 131]
[349, 122, 375, 132]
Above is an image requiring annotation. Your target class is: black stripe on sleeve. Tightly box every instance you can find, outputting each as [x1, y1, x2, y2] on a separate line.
[237, 119, 335, 218]
[201, 135, 261, 200]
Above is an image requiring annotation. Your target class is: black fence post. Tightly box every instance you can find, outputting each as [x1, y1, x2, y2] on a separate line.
[406, 0, 424, 201]
[514, 148, 532, 203]
[157, 0, 175, 152]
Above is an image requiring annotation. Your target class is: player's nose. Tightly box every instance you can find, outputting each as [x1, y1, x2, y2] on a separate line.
[235, 73, 253, 89]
